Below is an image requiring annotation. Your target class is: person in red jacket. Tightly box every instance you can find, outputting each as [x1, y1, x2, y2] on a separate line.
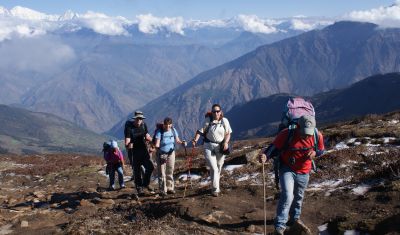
[105, 140, 126, 190]
[260, 115, 325, 235]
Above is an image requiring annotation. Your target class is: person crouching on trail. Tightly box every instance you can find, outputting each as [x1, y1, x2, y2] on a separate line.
[125, 111, 155, 196]
[259, 115, 325, 235]
[154, 117, 186, 197]
[192, 103, 232, 197]
[105, 140, 126, 190]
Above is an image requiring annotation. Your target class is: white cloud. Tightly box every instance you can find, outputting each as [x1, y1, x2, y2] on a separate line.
[136, 14, 185, 35]
[236, 15, 278, 34]
[0, 36, 76, 73]
[10, 6, 58, 21]
[0, 6, 131, 40]
[186, 19, 228, 28]
[77, 11, 130, 36]
[346, 1, 400, 27]
[289, 18, 333, 31]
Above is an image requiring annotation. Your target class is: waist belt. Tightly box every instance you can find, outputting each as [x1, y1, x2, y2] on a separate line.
[160, 149, 174, 155]
[204, 138, 221, 144]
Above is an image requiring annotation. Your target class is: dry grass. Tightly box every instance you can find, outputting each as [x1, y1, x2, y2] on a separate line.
[0, 154, 103, 176]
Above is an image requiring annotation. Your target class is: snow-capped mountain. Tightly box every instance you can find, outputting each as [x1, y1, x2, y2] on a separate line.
[0, 5, 333, 42]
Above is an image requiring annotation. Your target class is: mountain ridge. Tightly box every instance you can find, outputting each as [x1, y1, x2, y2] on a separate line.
[109, 21, 400, 139]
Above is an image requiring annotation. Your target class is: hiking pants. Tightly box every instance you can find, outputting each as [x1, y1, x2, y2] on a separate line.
[108, 163, 124, 188]
[204, 142, 225, 193]
[275, 164, 309, 230]
[131, 148, 154, 190]
[156, 150, 175, 193]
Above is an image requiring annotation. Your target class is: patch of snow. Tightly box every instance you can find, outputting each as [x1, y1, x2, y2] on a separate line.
[382, 137, 396, 143]
[347, 138, 357, 144]
[334, 142, 349, 150]
[11, 163, 34, 168]
[236, 173, 260, 182]
[98, 170, 107, 178]
[344, 230, 361, 235]
[224, 164, 245, 172]
[237, 174, 250, 182]
[307, 179, 344, 192]
[200, 177, 211, 186]
[351, 184, 371, 195]
[318, 223, 329, 235]
[178, 173, 202, 181]
[366, 143, 380, 147]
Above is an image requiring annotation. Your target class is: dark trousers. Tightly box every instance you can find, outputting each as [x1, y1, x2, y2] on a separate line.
[131, 147, 154, 189]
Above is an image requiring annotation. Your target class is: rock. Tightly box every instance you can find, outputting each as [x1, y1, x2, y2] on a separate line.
[198, 210, 232, 225]
[33, 191, 46, 199]
[91, 197, 102, 204]
[64, 208, 74, 213]
[80, 199, 94, 207]
[245, 149, 262, 164]
[21, 220, 28, 227]
[60, 200, 69, 206]
[86, 188, 97, 193]
[50, 203, 59, 209]
[100, 199, 115, 205]
[246, 224, 256, 233]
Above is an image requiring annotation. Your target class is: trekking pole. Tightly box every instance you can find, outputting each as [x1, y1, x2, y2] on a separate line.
[262, 162, 267, 235]
[183, 146, 193, 198]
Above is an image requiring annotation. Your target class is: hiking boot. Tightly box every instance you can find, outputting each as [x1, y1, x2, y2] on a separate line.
[211, 191, 219, 197]
[274, 227, 285, 235]
[293, 219, 311, 235]
[160, 191, 167, 197]
[108, 185, 115, 191]
[146, 186, 156, 194]
[167, 190, 176, 195]
[137, 187, 144, 196]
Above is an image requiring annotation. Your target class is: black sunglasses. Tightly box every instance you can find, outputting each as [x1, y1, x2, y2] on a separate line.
[212, 110, 221, 113]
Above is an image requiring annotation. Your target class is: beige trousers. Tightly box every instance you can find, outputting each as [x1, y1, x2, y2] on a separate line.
[156, 150, 176, 193]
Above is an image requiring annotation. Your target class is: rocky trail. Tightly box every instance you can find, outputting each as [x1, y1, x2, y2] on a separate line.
[1, 113, 400, 234]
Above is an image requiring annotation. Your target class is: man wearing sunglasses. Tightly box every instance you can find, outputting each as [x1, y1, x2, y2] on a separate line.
[192, 104, 232, 197]
[125, 111, 155, 196]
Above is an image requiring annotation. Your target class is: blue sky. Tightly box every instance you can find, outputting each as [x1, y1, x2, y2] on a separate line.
[0, 0, 396, 20]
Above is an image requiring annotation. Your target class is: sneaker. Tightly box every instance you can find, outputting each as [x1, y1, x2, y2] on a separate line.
[167, 190, 176, 195]
[293, 219, 311, 235]
[274, 227, 285, 235]
[211, 191, 219, 197]
[159, 191, 167, 197]
[120, 184, 126, 189]
[108, 185, 115, 191]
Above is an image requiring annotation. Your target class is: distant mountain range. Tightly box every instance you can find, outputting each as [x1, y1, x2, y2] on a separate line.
[108, 21, 400, 139]
[0, 104, 107, 155]
[227, 72, 400, 139]
[0, 13, 313, 133]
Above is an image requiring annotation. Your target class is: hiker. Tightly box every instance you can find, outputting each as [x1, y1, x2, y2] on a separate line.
[259, 115, 325, 235]
[154, 117, 186, 196]
[125, 111, 155, 196]
[104, 140, 126, 190]
[192, 104, 232, 197]
[124, 111, 149, 177]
